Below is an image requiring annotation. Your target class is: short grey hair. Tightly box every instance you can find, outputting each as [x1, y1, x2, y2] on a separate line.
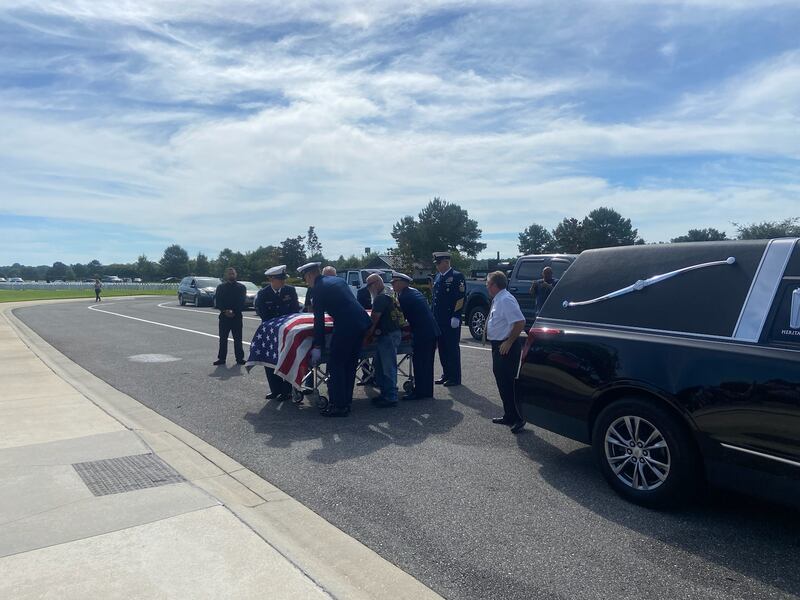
[322, 266, 337, 276]
[487, 270, 507, 289]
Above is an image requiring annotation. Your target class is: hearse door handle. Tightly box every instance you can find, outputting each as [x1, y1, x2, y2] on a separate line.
[509, 287, 518, 292]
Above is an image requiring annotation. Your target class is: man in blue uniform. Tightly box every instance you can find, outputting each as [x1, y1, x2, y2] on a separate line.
[255, 265, 300, 401]
[431, 252, 465, 387]
[298, 262, 371, 417]
[391, 272, 440, 400]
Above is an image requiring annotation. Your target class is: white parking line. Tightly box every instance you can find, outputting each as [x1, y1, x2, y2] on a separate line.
[87, 304, 251, 346]
[157, 301, 262, 321]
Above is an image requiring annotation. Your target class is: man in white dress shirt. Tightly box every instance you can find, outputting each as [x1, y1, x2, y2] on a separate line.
[485, 270, 526, 433]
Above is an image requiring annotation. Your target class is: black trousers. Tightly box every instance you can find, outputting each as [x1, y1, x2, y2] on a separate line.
[265, 367, 291, 396]
[491, 338, 522, 422]
[436, 323, 461, 384]
[218, 315, 244, 361]
[412, 335, 437, 397]
[327, 328, 367, 409]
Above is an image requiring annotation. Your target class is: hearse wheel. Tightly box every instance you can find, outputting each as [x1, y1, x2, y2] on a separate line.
[592, 398, 699, 508]
[179, 294, 186, 306]
[467, 306, 487, 341]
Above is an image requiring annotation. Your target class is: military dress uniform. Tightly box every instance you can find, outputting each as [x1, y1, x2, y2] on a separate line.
[393, 273, 441, 399]
[431, 253, 465, 386]
[299, 262, 371, 414]
[255, 265, 300, 400]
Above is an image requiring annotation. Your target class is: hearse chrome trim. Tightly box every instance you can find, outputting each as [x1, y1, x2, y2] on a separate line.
[721, 443, 800, 469]
[733, 238, 797, 342]
[562, 257, 736, 309]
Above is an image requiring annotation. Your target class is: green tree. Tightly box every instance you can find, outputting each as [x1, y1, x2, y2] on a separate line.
[391, 197, 486, 271]
[581, 207, 640, 249]
[305, 226, 323, 260]
[734, 218, 799, 240]
[280, 236, 307, 272]
[72, 263, 88, 280]
[160, 244, 190, 278]
[671, 228, 728, 243]
[87, 259, 103, 278]
[195, 252, 210, 274]
[518, 223, 555, 254]
[47, 261, 69, 280]
[136, 255, 160, 281]
[551, 218, 584, 253]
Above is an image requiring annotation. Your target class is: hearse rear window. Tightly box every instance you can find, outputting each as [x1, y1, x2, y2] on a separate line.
[539, 241, 769, 337]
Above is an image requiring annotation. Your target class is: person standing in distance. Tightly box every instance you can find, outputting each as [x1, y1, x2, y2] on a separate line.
[94, 278, 102, 303]
[431, 252, 465, 387]
[298, 262, 371, 417]
[391, 272, 440, 400]
[530, 266, 559, 314]
[486, 271, 526, 433]
[255, 265, 300, 401]
[213, 267, 247, 366]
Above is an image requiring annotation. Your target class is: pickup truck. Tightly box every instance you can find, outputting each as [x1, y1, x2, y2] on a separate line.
[341, 269, 394, 296]
[517, 238, 800, 508]
[463, 254, 577, 339]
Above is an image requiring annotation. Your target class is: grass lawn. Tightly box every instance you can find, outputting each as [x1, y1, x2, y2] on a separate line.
[0, 288, 177, 303]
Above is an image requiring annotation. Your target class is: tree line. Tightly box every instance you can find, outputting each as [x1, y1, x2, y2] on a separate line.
[2, 201, 798, 282]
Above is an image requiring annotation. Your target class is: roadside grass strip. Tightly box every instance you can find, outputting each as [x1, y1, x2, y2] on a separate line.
[0, 289, 176, 303]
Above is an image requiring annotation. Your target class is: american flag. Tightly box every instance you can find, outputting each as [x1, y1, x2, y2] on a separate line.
[246, 313, 334, 389]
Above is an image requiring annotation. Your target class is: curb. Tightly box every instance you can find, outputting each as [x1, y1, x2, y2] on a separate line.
[3, 300, 443, 600]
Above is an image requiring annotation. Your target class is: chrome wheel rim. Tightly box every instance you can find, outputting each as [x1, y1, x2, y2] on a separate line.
[471, 310, 486, 336]
[604, 416, 670, 491]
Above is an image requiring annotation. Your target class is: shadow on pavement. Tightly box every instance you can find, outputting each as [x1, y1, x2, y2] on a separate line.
[244, 396, 464, 464]
[515, 430, 800, 598]
[208, 364, 245, 381]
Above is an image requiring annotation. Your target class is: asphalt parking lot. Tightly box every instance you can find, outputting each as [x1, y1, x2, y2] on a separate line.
[15, 297, 800, 600]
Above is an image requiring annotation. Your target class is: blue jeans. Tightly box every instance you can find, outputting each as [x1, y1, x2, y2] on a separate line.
[373, 330, 401, 402]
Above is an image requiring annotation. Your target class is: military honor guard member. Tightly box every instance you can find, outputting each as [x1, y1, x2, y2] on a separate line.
[298, 262, 371, 417]
[431, 252, 465, 386]
[485, 271, 526, 433]
[255, 265, 300, 401]
[213, 267, 247, 366]
[391, 272, 440, 400]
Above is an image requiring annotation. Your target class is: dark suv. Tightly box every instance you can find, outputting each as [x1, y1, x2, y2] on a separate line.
[178, 276, 221, 307]
[516, 239, 800, 508]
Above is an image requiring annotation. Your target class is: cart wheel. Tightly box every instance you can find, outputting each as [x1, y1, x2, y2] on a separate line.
[403, 381, 414, 393]
[292, 389, 304, 404]
[315, 395, 329, 409]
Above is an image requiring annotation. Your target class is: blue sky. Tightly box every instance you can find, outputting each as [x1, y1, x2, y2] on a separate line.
[1, 0, 799, 265]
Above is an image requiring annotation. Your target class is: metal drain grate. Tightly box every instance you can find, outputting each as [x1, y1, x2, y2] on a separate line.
[72, 454, 185, 496]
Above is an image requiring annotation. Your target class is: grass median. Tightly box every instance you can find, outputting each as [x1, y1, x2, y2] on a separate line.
[0, 289, 177, 303]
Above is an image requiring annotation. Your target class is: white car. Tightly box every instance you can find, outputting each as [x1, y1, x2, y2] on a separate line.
[8, 277, 23, 283]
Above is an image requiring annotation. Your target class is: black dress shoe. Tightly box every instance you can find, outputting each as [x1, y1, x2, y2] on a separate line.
[236, 359, 247, 365]
[213, 359, 225, 366]
[276, 394, 290, 402]
[402, 393, 432, 401]
[320, 405, 351, 417]
[492, 417, 513, 425]
[443, 381, 460, 387]
[373, 398, 398, 408]
[265, 392, 280, 400]
[435, 377, 447, 385]
[510, 420, 525, 434]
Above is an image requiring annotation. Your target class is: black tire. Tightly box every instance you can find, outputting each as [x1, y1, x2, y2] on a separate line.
[592, 398, 700, 508]
[467, 305, 488, 340]
[403, 380, 414, 393]
[178, 294, 186, 306]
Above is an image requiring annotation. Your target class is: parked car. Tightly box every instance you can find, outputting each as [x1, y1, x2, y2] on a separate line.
[464, 254, 576, 340]
[0, 277, 6, 282]
[8, 277, 24, 283]
[101, 275, 123, 283]
[178, 276, 222, 307]
[239, 281, 261, 309]
[516, 239, 800, 508]
[133, 278, 143, 283]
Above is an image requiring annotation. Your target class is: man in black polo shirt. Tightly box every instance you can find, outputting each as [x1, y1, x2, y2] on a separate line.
[213, 267, 247, 366]
[365, 273, 403, 407]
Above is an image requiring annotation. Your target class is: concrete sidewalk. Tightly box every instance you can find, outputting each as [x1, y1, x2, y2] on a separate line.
[0, 301, 443, 600]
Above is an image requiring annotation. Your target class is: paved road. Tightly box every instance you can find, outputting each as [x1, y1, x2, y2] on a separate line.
[15, 297, 800, 600]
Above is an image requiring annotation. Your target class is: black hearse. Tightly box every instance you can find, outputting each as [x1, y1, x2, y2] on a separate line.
[516, 239, 800, 507]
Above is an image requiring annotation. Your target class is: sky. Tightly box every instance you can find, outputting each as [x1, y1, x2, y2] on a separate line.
[1, 0, 799, 266]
